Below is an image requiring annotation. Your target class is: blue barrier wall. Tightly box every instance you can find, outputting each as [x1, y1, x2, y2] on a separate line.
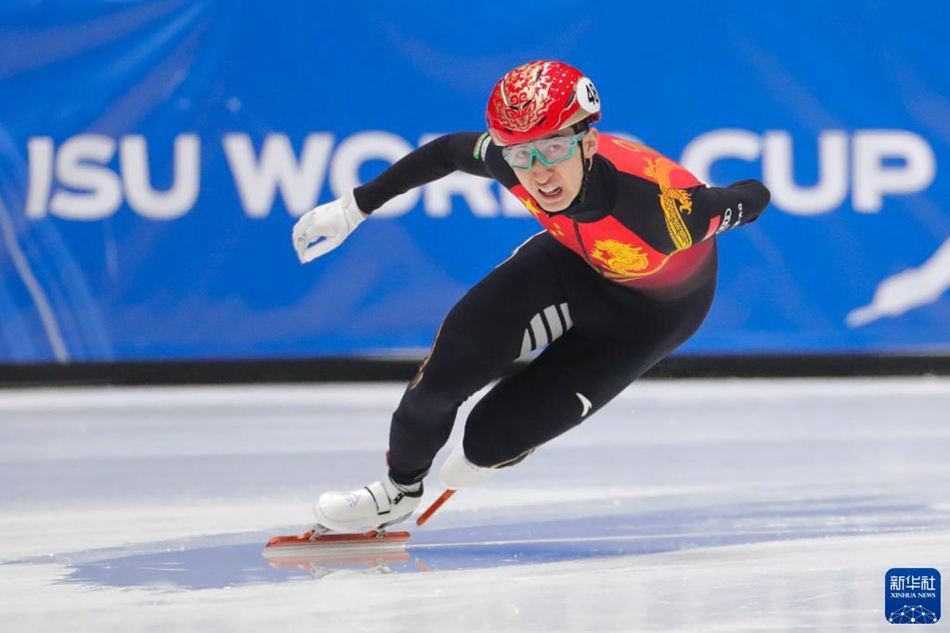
[1, 1, 948, 362]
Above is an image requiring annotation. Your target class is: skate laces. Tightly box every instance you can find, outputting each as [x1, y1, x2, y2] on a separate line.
[392, 480, 421, 493]
[363, 479, 423, 514]
[388, 478, 423, 503]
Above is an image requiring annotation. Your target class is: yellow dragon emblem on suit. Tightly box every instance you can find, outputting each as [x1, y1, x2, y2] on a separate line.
[590, 239, 650, 275]
[612, 138, 695, 252]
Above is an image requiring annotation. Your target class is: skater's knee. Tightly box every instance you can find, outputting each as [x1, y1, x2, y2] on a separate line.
[462, 433, 535, 469]
[402, 348, 490, 411]
[397, 378, 461, 419]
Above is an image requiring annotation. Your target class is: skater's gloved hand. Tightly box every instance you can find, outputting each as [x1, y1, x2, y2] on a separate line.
[292, 190, 366, 263]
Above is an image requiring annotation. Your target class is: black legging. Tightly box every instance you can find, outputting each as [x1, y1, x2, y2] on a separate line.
[388, 232, 717, 484]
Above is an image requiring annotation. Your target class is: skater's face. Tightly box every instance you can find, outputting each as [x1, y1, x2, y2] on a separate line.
[510, 128, 599, 213]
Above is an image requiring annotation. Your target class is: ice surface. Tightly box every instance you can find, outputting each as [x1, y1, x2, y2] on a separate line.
[1, 378, 948, 631]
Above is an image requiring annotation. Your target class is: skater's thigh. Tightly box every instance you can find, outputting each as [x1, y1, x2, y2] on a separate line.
[460, 330, 648, 466]
[462, 279, 716, 466]
[413, 233, 570, 394]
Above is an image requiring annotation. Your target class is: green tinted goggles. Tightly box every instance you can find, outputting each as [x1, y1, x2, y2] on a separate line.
[501, 132, 585, 170]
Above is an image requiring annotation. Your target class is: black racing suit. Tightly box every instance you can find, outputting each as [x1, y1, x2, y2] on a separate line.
[353, 132, 771, 484]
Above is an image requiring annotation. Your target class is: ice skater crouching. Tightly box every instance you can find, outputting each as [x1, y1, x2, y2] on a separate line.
[293, 60, 770, 534]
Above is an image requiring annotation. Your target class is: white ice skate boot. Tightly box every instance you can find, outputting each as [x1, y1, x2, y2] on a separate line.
[313, 477, 423, 533]
[439, 444, 496, 489]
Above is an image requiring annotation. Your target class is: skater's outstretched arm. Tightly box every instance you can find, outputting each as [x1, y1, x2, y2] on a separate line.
[292, 133, 509, 263]
[355, 132, 511, 213]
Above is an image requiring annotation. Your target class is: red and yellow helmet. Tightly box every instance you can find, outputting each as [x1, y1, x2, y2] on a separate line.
[486, 60, 601, 147]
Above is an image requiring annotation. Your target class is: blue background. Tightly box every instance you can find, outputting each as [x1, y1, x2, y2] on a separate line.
[1, 0, 948, 362]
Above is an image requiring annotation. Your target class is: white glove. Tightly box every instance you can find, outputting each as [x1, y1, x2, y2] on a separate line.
[292, 190, 367, 263]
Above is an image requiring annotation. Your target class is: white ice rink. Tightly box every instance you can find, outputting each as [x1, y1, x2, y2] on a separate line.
[1, 378, 948, 631]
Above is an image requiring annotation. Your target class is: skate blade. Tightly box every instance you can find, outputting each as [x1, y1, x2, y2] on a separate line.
[263, 529, 411, 559]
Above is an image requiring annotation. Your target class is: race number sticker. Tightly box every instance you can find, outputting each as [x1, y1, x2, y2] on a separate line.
[577, 77, 601, 114]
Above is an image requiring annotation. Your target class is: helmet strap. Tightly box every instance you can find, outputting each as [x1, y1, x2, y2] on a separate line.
[571, 120, 593, 208]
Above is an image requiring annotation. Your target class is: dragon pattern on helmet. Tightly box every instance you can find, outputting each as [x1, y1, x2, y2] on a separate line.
[486, 61, 601, 146]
